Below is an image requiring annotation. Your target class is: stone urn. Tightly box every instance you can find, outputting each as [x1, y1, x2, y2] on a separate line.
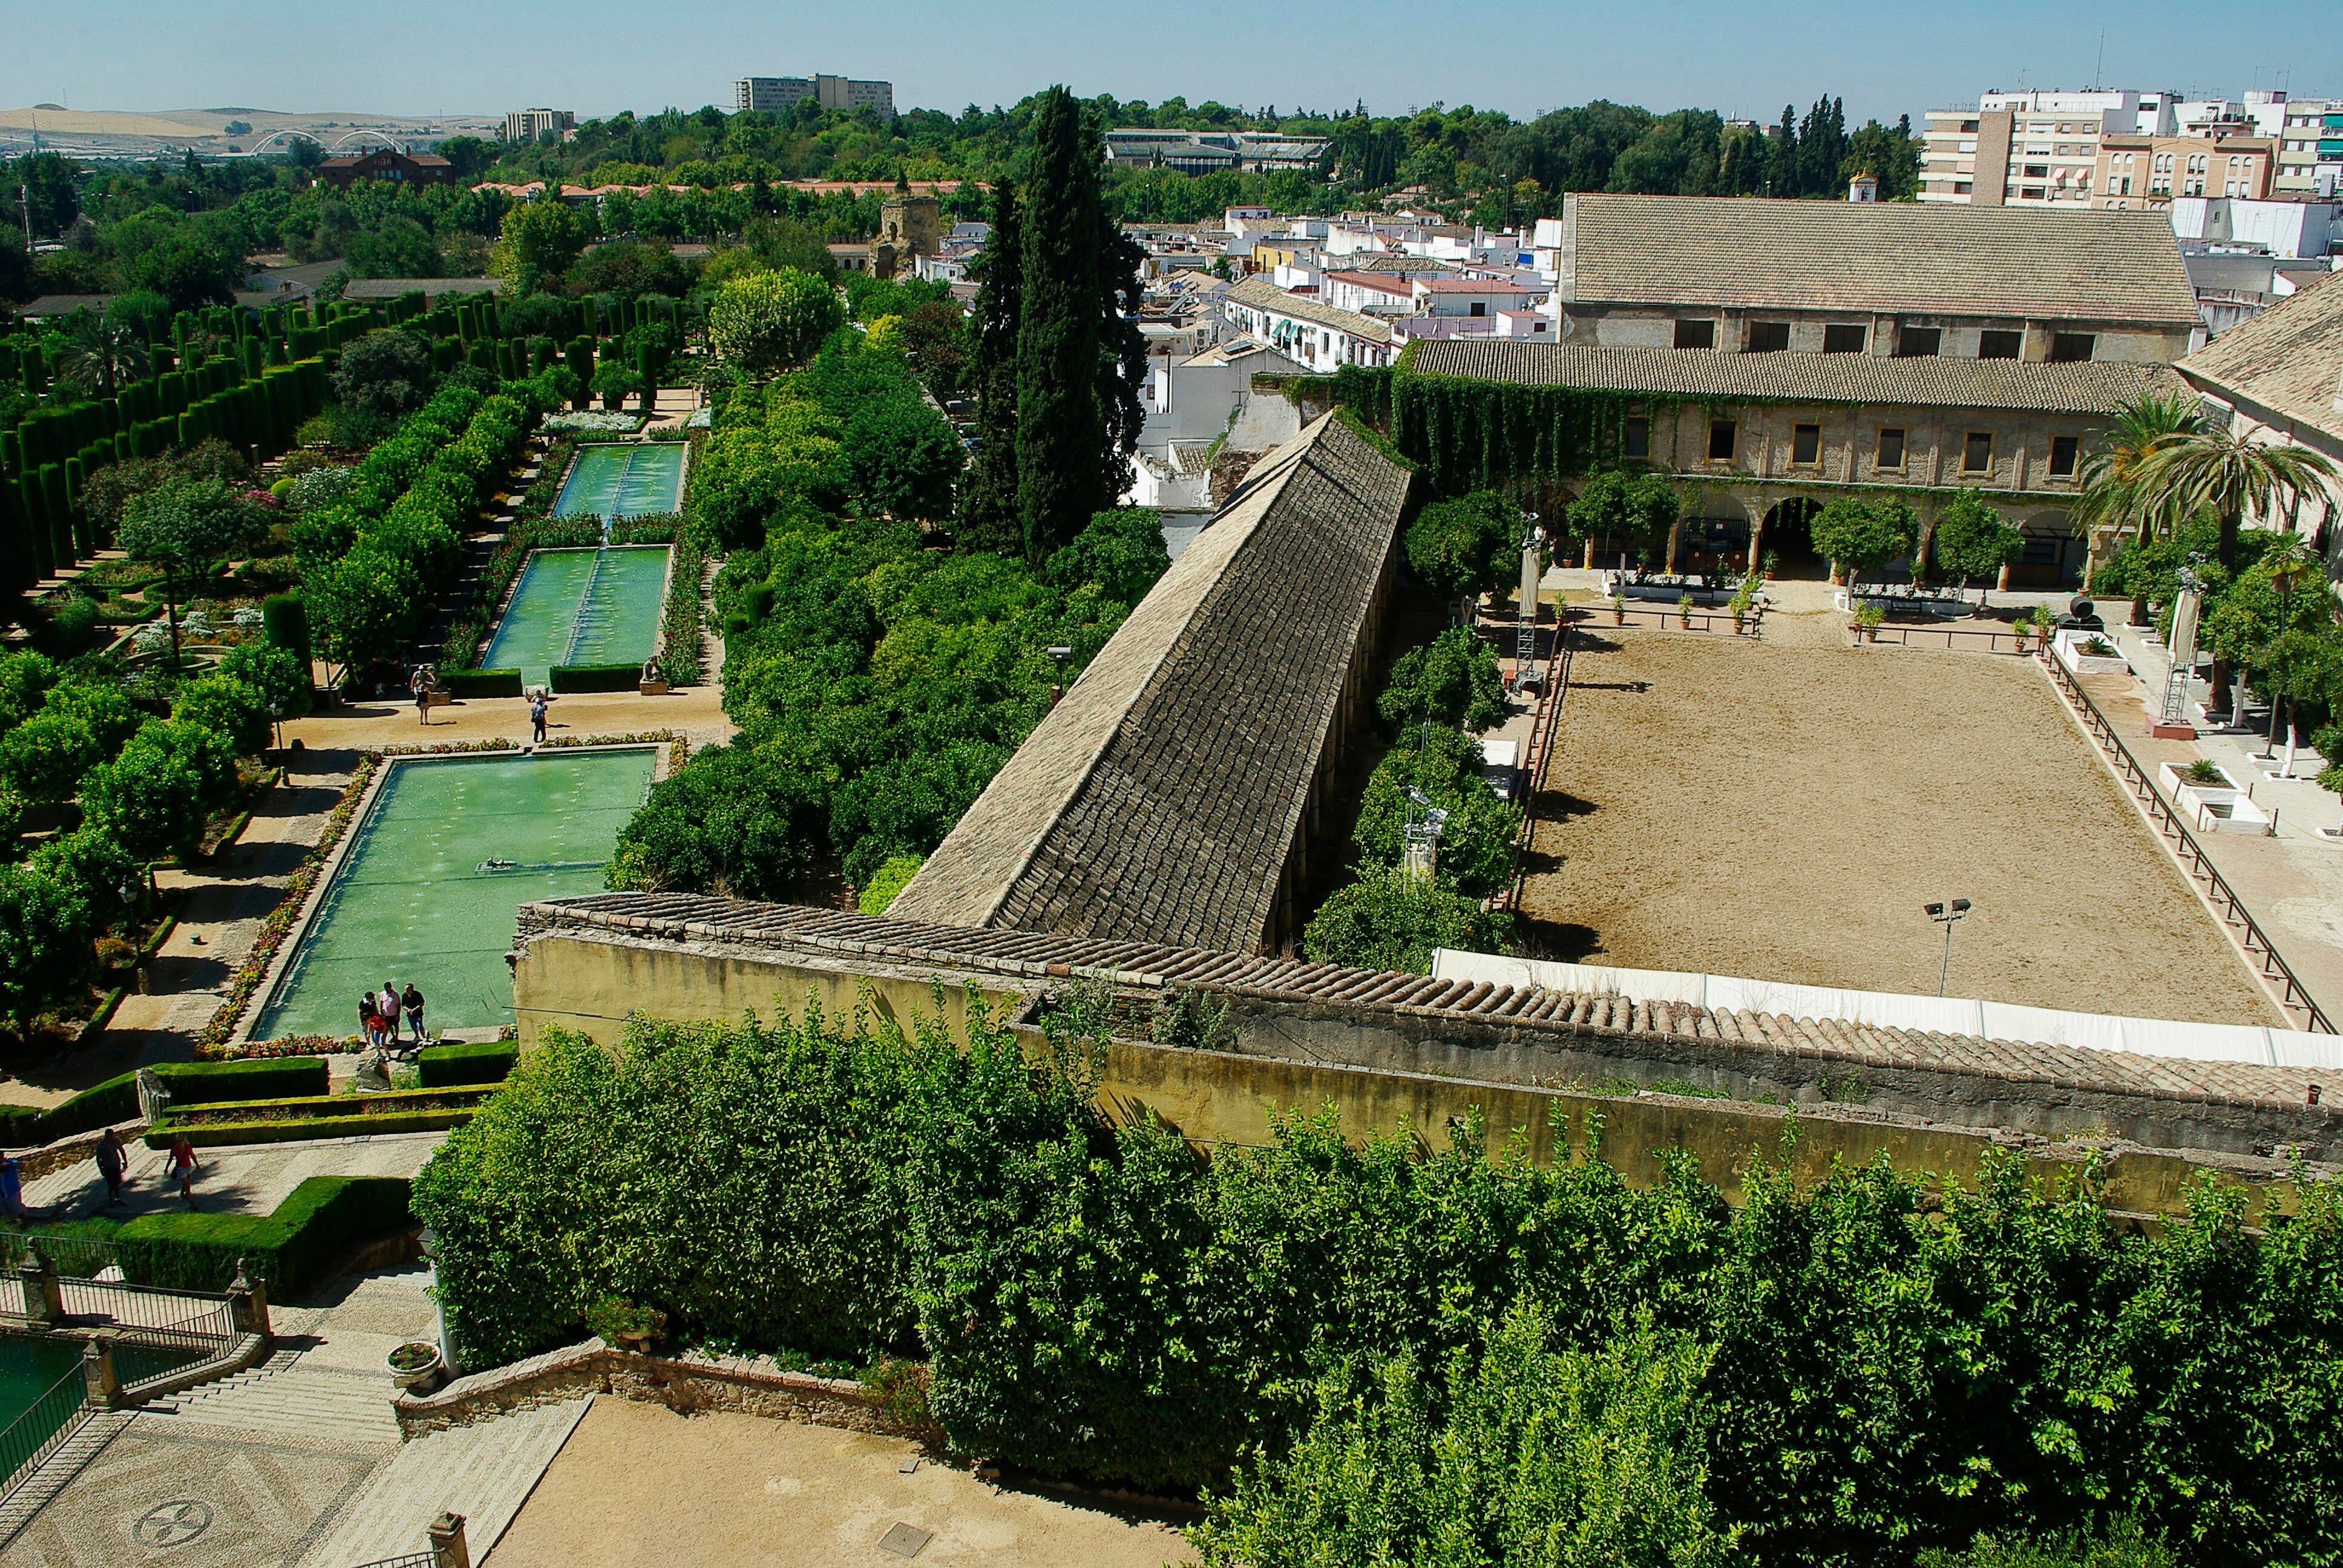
[388, 1341, 444, 1394]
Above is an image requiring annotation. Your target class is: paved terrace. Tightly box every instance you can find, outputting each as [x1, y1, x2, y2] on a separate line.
[514, 892, 2341, 1166]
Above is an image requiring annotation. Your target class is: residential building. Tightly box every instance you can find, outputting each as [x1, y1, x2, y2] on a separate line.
[2275, 99, 2343, 195]
[315, 148, 453, 191]
[1322, 270, 1418, 315]
[2172, 272, 2343, 565]
[1538, 194, 2200, 364]
[2168, 195, 2342, 258]
[2094, 135, 2276, 207]
[502, 108, 574, 143]
[735, 75, 893, 117]
[1103, 129, 1331, 173]
[1222, 275, 1398, 371]
[2182, 252, 2319, 338]
[2178, 99, 2253, 138]
[1409, 337, 2189, 586]
[1979, 88, 2178, 136]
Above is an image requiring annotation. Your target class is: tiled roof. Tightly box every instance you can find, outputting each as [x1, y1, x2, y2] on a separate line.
[1326, 270, 1414, 295]
[1227, 276, 1395, 344]
[1562, 194, 2201, 325]
[517, 893, 2336, 1117]
[889, 413, 1413, 952]
[2178, 270, 2343, 448]
[1407, 338, 2189, 415]
[1418, 278, 1536, 293]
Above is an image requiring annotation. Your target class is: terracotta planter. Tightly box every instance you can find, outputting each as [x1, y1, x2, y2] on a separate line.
[388, 1341, 444, 1394]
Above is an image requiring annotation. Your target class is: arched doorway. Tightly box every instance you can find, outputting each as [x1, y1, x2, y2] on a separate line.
[1760, 497, 1826, 578]
[2011, 510, 2081, 589]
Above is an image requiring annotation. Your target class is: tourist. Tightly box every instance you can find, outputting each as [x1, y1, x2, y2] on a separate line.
[359, 991, 382, 1049]
[381, 981, 404, 1042]
[166, 1134, 200, 1209]
[411, 666, 431, 727]
[0, 1152, 24, 1221]
[402, 982, 426, 1044]
[93, 1127, 127, 1210]
[529, 690, 551, 743]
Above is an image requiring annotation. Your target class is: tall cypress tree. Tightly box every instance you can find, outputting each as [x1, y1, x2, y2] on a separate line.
[957, 177, 1024, 556]
[1014, 87, 1110, 563]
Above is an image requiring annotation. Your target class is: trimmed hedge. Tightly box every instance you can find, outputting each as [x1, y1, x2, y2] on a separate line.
[549, 662, 644, 693]
[146, 1108, 477, 1149]
[0, 1073, 139, 1148]
[441, 668, 523, 699]
[114, 1175, 413, 1294]
[159, 1058, 329, 1106]
[419, 1042, 519, 1088]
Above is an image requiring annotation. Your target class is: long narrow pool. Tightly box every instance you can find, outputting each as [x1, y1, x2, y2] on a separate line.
[555, 443, 684, 518]
[482, 545, 670, 685]
[249, 750, 657, 1040]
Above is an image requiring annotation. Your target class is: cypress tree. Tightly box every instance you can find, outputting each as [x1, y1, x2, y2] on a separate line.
[1013, 87, 1110, 563]
[958, 178, 1024, 557]
[1093, 169, 1149, 513]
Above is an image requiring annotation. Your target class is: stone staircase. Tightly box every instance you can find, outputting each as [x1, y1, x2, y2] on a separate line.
[298, 1397, 592, 1568]
[160, 1345, 406, 1448]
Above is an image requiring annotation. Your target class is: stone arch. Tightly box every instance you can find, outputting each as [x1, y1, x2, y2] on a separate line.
[2011, 508, 2080, 589]
[1758, 496, 1827, 578]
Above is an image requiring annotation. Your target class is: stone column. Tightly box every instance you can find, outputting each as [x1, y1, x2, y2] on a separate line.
[18, 1254, 61, 1328]
[81, 1340, 120, 1410]
[428, 1514, 471, 1568]
[227, 1258, 272, 1342]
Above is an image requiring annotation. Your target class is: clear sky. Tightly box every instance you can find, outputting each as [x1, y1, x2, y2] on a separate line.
[5, 0, 2339, 128]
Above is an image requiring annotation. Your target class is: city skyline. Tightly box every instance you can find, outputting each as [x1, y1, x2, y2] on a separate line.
[4, 0, 2342, 130]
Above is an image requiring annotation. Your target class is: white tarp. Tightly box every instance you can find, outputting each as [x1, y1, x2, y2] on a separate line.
[1430, 949, 2336, 1070]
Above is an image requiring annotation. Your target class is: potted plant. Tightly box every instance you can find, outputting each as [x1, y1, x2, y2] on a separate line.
[1762, 550, 1780, 581]
[2013, 613, 2036, 653]
[588, 1296, 667, 1353]
[1610, 590, 1627, 625]
[1854, 602, 1886, 642]
[1729, 583, 1754, 634]
[387, 1341, 444, 1394]
[1677, 591, 1696, 627]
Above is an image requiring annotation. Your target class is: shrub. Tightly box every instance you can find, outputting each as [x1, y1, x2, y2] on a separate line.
[156, 1056, 329, 1105]
[548, 662, 644, 693]
[418, 1041, 518, 1088]
[707, 268, 843, 372]
[856, 854, 925, 915]
[1349, 726, 1521, 897]
[1378, 626, 1509, 732]
[259, 592, 313, 674]
[1043, 508, 1171, 609]
[114, 1175, 413, 1294]
[1405, 490, 1519, 601]
[442, 668, 523, 698]
[146, 1107, 475, 1149]
[1302, 863, 1512, 973]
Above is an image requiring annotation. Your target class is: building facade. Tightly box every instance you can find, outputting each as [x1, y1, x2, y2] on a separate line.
[2093, 135, 2276, 207]
[735, 75, 894, 117]
[1222, 275, 1398, 371]
[503, 108, 575, 143]
[315, 149, 454, 191]
[2275, 99, 2343, 196]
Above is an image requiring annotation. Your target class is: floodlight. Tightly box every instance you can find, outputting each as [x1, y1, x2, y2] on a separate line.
[1922, 901, 1944, 917]
[1950, 898, 1972, 914]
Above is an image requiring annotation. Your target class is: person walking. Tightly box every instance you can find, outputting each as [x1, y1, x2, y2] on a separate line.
[411, 665, 431, 727]
[529, 690, 551, 744]
[93, 1127, 127, 1210]
[0, 1153, 25, 1221]
[166, 1134, 200, 1209]
[402, 982, 426, 1045]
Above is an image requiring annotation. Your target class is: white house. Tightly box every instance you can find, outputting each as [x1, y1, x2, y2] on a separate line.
[1222, 275, 1398, 371]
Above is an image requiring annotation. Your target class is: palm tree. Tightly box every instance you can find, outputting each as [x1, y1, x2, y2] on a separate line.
[55, 316, 150, 400]
[2129, 426, 2340, 572]
[2074, 390, 2199, 590]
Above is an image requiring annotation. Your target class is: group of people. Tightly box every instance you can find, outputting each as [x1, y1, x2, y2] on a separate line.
[360, 980, 427, 1050]
[0, 1126, 203, 1223]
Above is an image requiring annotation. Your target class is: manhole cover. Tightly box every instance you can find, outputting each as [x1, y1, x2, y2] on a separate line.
[877, 1520, 934, 1558]
[133, 1500, 214, 1549]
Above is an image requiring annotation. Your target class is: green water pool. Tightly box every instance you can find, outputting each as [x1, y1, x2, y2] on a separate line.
[555, 443, 684, 518]
[250, 750, 658, 1040]
[482, 546, 670, 685]
[0, 1335, 185, 1468]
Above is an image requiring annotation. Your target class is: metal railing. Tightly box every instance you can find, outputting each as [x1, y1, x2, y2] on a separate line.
[1502, 618, 1581, 910]
[0, 1233, 119, 1284]
[2041, 648, 2335, 1033]
[58, 1282, 236, 1361]
[347, 1555, 433, 1568]
[1585, 604, 1758, 635]
[1861, 623, 2032, 655]
[0, 1361, 94, 1504]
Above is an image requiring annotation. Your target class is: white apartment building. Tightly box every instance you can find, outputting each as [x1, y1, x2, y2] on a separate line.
[735, 74, 894, 117]
[1921, 87, 2316, 208]
[2276, 99, 2343, 195]
[502, 108, 574, 143]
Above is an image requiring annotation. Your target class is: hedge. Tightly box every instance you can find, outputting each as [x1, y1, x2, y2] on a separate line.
[145, 1108, 478, 1149]
[157, 1058, 329, 1106]
[419, 1042, 519, 1088]
[549, 662, 644, 693]
[441, 668, 524, 699]
[113, 1175, 414, 1294]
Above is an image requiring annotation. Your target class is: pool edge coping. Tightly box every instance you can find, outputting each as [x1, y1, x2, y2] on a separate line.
[235, 742, 672, 1047]
[549, 437, 689, 524]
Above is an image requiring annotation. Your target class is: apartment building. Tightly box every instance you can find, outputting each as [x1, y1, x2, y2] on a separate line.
[734, 74, 894, 117]
[2275, 99, 2343, 195]
[502, 108, 574, 144]
[2095, 136, 2276, 208]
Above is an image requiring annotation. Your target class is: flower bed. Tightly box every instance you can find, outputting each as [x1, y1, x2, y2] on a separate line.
[542, 411, 644, 435]
[538, 730, 690, 773]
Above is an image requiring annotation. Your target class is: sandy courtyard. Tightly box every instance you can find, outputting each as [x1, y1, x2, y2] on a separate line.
[484, 1399, 1198, 1567]
[1519, 630, 2279, 1024]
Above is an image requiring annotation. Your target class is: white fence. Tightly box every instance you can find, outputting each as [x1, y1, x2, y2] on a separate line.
[1430, 950, 2343, 1071]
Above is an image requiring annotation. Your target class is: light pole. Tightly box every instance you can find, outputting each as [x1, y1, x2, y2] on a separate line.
[1403, 785, 1449, 884]
[1923, 898, 1972, 997]
[1045, 645, 1073, 708]
[1514, 513, 1544, 691]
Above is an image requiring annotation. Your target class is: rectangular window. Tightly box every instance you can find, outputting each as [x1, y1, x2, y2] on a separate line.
[1895, 325, 1942, 358]
[1979, 329, 2024, 359]
[2048, 332, 2096, 362]
[1822, 324, 1867, 354]
[1468, 301, 1486, 317]
[1708, 420, 1737, 462]
[2050, 434, 2080, 476]
[1744, 321, 1791, 353]
[1792, 423, 1821, 465]
[1962, 431, 1994, 473]
[1622, 416, 1651, 460]
[1674, 318, 1716, 350]
[1876, 427, 1907, 469]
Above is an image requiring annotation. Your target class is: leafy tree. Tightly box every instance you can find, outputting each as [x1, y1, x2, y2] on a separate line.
[1303, 862, 1511, 972]
[103, 288, 173, 344]
[1916, 1518, 2175, 1568]
[117, 477, 268, 669]
[606, 741, 828, 900]
[591, 360, 644, 412]
[119, 228, 241, 311]
[332, 328, 437, 417]
[79, 721, 234, 862]
[2129, 427, 2341, 571]
[170, 675, 271, 755]
[1043, 508, 1170, 609]
[0, 652, 60, 731]
[1567, 470, 1680, 569]
[843, 395, 963, 520]
[490, 199, 587, 290]
[578, 237, 690, 301]
[55, 315, 150, 400]
[707, 268, 842, 372]
[0, 858, 90, 1031]
[1406, 491, 1519, 607]
[10, 151, 79, 237]
[958, 177, 1024, 555]
[220, 641, 312, 720]
[1810, 494, 1918, 588]
[0, 708, 110, 803]
[344, 214, 441, 279]
[1930, 491, 2023, 601]
[1379, 627, 1509, 732]
[1351, 725, 1521, 896]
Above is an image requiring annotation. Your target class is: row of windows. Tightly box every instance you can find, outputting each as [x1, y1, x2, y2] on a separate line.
[1620, 416, 2080, 478]
[1669, 321, 2092, 361]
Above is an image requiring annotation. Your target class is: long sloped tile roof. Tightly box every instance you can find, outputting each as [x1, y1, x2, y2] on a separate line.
[2178, 270, 2343, 447]
[887, 412, 1414, 953]
[1407, 338, 2189, 415]
[520, 893, 2330, 1112]
[1227, 275, 1395, 343]
[1563, 194, 2201, 325]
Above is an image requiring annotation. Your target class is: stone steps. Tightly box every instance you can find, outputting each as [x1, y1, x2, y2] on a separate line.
[298, 1397, 591, 1568]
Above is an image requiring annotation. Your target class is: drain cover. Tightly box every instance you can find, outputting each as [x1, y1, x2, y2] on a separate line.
[877, 1521, 934, 1558]
[133, 1500, 214, 1548]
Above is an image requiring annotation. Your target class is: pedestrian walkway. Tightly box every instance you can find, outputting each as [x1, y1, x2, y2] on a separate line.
[23, 1131, 444, 1226]
[301, 1397, 588, 1568]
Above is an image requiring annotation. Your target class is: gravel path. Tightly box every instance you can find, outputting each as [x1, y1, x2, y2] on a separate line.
[1518, 629, 2281, 1024]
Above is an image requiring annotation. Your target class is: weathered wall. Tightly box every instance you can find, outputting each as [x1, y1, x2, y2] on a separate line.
[512, 929, 2314, 1214]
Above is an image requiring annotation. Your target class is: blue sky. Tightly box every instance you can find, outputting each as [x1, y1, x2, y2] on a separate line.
[4, 0, 2339, 128]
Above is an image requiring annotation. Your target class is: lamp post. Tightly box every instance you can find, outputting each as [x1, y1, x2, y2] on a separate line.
[1045, 645, 1073, 708]
[1923, 898, 1972, 998]
[1514, 514, 1544, 691]
[1402, 785, 1449, 884]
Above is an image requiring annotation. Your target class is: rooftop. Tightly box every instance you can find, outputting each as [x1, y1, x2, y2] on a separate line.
[1559, 192, 2201, 325]
[1406, 338, 2191, 416]
[1227, 275, 1395, 344]
[889, 412, 1414, 952]
[2178, 269, 2343, 446]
